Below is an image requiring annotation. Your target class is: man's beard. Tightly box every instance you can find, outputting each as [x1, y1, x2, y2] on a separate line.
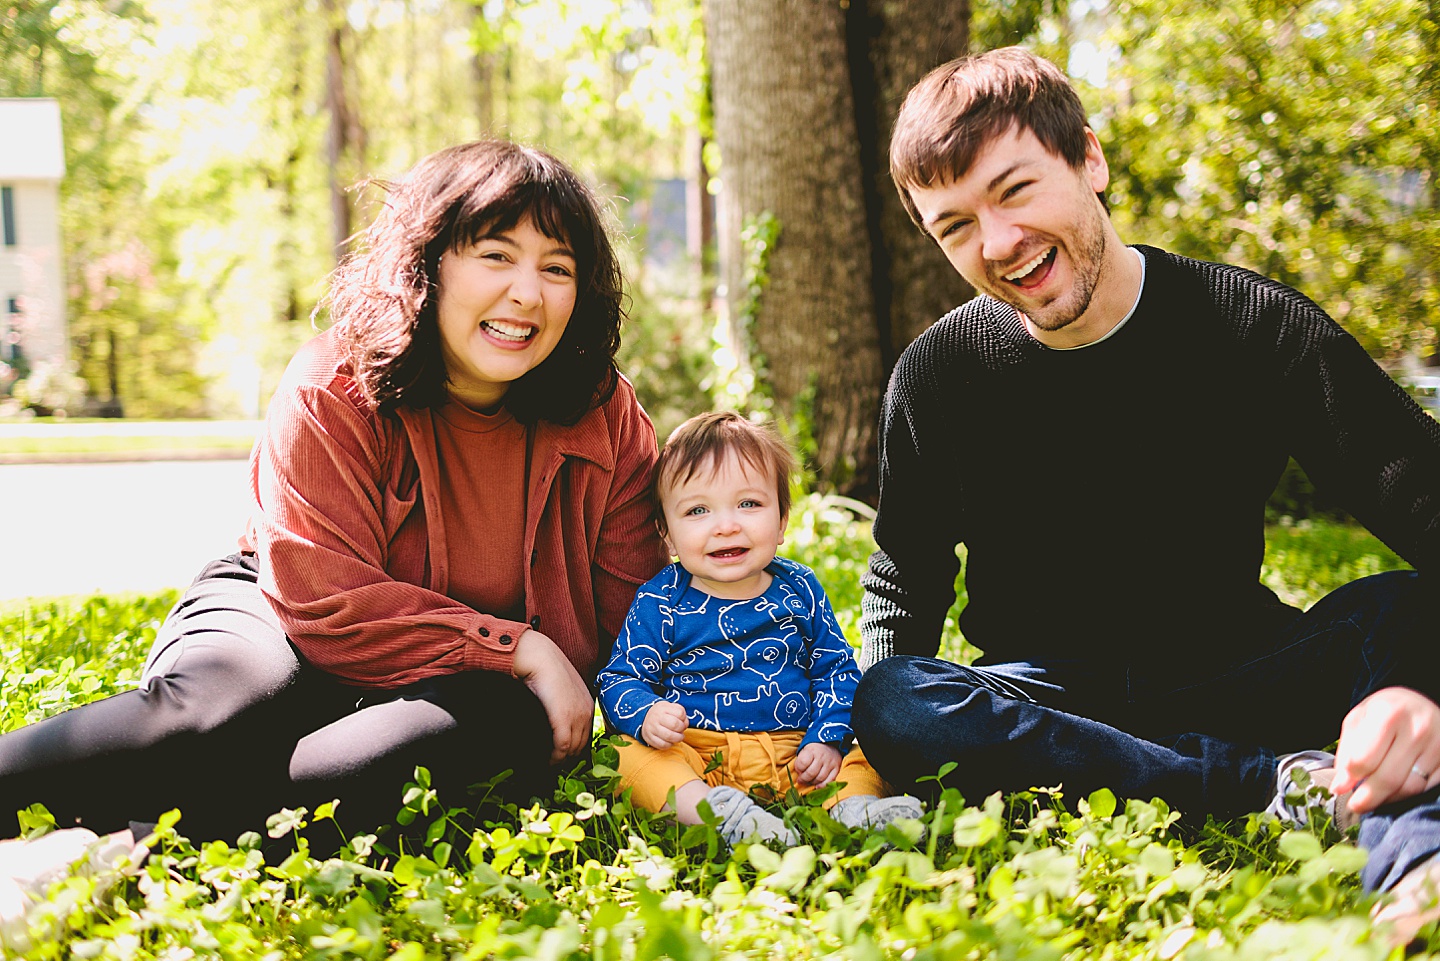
[989, 202, 1109, 332]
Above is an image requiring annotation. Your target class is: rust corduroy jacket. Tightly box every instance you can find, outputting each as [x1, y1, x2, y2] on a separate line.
[240, 327, 668, 689]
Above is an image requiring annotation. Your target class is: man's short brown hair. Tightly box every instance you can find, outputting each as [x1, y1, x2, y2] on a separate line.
[890, 46, 1092, 228]
[653, 412, 795, 537]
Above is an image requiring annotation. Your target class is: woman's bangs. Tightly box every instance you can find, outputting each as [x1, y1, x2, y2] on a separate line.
[449, 173, 588, 261]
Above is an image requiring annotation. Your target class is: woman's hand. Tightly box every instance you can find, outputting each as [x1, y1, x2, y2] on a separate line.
[641, 701, 689, 749]
[512, 630, 595, 764]
[795, 742, 843, 787]
[1333, 686, 1440, 813]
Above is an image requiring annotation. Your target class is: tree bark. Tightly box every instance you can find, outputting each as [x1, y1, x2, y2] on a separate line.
[471, 15, 495, 136]
[685, 128, 715, 306]
[323, 0, 355, 258]
[859, 0, 973, 361]
[706, 0, 885, 495]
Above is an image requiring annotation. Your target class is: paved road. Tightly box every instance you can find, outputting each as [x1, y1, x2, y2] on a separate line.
[0, 420, 261, 439]
[0, 459, 253, 600]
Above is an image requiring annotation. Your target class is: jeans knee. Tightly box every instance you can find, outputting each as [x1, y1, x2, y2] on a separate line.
[854, 656, 931, 749]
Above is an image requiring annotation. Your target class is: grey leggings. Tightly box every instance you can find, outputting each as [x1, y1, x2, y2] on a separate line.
[0, 553, 559, 845]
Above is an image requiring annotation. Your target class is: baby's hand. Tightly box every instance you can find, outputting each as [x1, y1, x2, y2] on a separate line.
[795, 742, 843, 787]
[640, 701, 688, 749]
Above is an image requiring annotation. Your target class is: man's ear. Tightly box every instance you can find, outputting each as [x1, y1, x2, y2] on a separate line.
[1083, 127, 1110, 193]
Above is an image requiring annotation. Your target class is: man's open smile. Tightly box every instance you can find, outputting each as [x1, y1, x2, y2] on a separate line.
[1003, 247, 1057, 288]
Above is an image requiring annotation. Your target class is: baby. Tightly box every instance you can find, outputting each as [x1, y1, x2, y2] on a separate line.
[597, 411, 922, 846]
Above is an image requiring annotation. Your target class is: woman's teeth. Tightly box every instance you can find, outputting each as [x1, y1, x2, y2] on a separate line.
[482, 320, 535, 342]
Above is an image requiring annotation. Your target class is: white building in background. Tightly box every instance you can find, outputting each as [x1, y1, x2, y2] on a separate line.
[0, 98, 67, 384]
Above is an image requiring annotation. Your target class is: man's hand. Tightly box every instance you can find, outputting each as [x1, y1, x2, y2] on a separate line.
[1332, 686, 1440, 813]
[511, 629, 596, 764]
[795, 742, 843, 787]
[640, 701, 688, 749]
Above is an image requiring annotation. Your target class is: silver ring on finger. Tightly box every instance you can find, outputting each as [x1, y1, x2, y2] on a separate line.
[1412, 764, 1431, 781]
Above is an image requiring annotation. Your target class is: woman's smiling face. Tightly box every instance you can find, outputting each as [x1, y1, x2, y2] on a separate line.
[435, 216, 578, 411]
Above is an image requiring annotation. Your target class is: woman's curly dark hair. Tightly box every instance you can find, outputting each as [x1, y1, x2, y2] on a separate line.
[323, 140, 625, 424]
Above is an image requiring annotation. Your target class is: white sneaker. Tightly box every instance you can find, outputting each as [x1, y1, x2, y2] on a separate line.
[0, 828, 102, 923]
[1265, 749, 1356, 830]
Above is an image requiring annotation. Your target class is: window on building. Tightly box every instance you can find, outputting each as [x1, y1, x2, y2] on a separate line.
[1, 187, 14, 247]
[1, 297, 16, 363]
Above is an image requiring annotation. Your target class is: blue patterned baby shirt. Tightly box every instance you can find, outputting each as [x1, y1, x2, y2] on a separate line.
[598, 556, 860, 749]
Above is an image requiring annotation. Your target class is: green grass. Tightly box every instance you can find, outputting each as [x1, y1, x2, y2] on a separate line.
[0, 516, 1423, 959]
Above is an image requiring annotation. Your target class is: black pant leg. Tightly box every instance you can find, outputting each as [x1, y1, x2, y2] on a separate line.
[2, 553, 568, 844]
[286, 670, 559, 838]
[0, 554, 320, 838]
[1130, 570, 1439, 753]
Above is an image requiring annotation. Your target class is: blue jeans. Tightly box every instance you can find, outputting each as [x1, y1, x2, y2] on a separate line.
[853, 571, 1440, 892]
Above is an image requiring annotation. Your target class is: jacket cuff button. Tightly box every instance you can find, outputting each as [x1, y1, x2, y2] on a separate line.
[500, 635, 513, 646]
[478, 627, 490, 637]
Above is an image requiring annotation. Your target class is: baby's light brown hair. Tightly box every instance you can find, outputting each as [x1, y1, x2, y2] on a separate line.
[653, 411, 795, 537]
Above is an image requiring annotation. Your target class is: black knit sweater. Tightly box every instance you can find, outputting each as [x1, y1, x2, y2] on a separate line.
[859, 246, 1440, 676]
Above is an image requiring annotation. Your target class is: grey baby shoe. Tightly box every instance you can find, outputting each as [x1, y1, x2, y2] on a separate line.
[830, 793, 925, 832]
[704, 785, 797, 847]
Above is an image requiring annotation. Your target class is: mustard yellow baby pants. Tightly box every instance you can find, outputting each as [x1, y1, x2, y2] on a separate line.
[615, 728, 889, 813]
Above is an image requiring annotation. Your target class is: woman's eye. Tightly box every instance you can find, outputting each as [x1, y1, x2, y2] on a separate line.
[545, 263, 575, 277]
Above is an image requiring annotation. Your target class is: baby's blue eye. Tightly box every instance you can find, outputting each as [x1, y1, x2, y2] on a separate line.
[685, 505, 708, 516]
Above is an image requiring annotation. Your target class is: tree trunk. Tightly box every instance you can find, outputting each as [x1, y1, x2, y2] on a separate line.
[858, 0, 973, 361]
[471, 20, 494, 136]
[706, 0, 885, 495]
[685, 128, 715, 306]
[323, 0, 354, 258]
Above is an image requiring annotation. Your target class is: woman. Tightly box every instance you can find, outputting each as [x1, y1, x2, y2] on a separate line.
[0, 140, 668, 858]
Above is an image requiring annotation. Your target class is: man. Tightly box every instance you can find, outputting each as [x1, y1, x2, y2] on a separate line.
[851, 46, 1440, 939]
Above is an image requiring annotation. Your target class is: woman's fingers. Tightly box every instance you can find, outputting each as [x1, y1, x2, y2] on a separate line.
[1335, 687, 1440, 812]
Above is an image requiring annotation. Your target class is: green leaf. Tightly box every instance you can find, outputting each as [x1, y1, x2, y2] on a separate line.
[748, 843, 782, 874]
[758, 845, 816, 893]
[1278, 831, 1325, 862]
[953, 808, 1000, 848]
[266, 807, 307, 839]
[1087, 787, 1117, 818]
[1321, 843, 1369, 875]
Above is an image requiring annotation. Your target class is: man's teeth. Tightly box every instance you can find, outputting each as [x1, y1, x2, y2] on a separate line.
[1005, 248, 1053, 282]
[483, 320, 534, 342]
